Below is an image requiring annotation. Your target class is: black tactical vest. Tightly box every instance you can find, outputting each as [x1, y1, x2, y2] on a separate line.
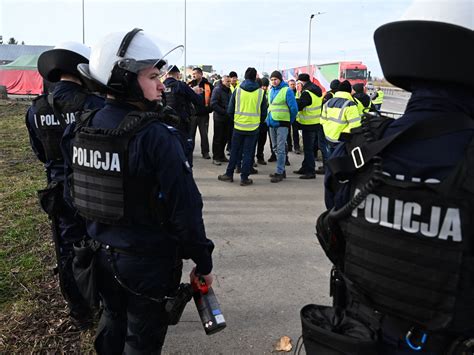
[71, 111, 164, 226]
[31, 92, 88, 161]
[164, 80, 194, 119]
[335, 115, 474, 333]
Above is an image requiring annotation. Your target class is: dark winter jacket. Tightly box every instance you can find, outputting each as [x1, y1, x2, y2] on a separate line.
[210, 82, 232, 122]
[188, 77, 214, 115]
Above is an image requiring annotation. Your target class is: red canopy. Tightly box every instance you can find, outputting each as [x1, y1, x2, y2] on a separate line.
[0, 69, 43, 95]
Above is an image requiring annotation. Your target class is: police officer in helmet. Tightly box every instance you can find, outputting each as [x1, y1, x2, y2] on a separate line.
[62, 29, 215, 354]
[25, 41, 104, 329]
[310, 1, 473, 353]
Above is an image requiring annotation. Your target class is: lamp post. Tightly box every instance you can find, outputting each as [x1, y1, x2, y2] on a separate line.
[307, 12, 325, 75]
[277, 41, 288, 70]
[82, 0, 85, 44]
[183, 0, 187, 81]
[262, 51, 270, 74]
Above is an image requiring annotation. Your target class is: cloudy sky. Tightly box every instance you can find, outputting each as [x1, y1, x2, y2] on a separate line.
[1, 0, 415, 77]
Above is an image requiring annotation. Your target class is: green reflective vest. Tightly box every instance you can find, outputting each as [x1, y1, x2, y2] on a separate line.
[297, 90, 322, 125]
[234, 87, 264, 131]
[320, 91, 361, 142]
[268, 87, 290, 122]
[372, 89, 384, 105]
[353, 97, 372, 115]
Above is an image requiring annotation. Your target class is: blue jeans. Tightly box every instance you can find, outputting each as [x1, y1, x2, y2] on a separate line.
[302, 129, 317, 174]
[225, 130, 258, 180]
[269, 126, 289, 174]
[317, 124, 329, 163]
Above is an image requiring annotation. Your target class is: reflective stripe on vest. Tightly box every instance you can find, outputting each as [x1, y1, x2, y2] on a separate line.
[321, 95, 361, 142]
[372, 90, 384, 105]
[234, 87, 263, 131]
[269, 87, 290, 122]
[297, 90, 322, 125]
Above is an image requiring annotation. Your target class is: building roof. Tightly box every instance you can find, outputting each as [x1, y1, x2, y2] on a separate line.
[0, 44, 53, 62]
[0, 54, 41, 70]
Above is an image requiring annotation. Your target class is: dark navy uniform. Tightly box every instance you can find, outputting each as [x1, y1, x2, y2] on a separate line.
[62, 99, 214, 354]
[323, 83, 474, 353]
[25, 80, 104, 321]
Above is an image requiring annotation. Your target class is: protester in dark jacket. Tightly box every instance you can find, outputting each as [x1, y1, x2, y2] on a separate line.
[211, 75, 232, 164]
[188, 67, 214, 159]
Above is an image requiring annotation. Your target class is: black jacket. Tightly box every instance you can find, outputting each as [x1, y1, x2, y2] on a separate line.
[188, 77, 214, 115]
[210, 82, 231, 122]
[296, 82, 323, 131]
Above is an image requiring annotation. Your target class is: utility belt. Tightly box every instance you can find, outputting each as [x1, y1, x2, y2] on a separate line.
[72, 239, 191, 325]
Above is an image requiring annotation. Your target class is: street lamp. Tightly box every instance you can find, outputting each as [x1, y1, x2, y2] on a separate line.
[262, 51, 270, 74]
[277, 41, 288, 70]
[82, 0, 85, 44]
[183, 0, 187, 81]
[307, 12, 325, 75]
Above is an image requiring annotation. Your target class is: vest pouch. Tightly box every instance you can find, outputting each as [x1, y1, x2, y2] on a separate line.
[301, 304, 378, 355]
[37, 181, 64, 216]
[72, 239, 100, 309]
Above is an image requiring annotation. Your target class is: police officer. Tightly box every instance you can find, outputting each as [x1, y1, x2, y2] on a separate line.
[25, 41, 104, 329]
[293, 73, 323, 179]
[320, 80, 361, 156]
[62, 29, 215, 354]
[163, 65, 201, 163]
[313, 2, 473, 353]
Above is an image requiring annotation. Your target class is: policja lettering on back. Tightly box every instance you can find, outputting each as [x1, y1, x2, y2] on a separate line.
[35, 112, 77, 128]
[351, 188, 462, 241]
[72, 146, 121, 172]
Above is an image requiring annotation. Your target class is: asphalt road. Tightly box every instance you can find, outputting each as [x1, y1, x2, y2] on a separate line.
[163, 94, 410, 354]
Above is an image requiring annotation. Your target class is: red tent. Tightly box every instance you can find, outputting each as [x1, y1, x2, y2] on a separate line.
[0, 54, 43, 95]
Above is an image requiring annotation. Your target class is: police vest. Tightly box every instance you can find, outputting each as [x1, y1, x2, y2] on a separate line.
[331, 114, 474, 333]
[71, 111, 172, 226]
[164, 80, 187, 116]
[31, 92, 88, 160]
[321, 91, 361, 142]
[372, 90, 384, 105]
[269, 87, 290, 122]
[297, 90, 322, 125]
[234, 87, 263, 131]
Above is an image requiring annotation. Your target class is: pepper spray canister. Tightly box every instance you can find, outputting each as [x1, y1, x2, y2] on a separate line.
[192, 277, 226, 335]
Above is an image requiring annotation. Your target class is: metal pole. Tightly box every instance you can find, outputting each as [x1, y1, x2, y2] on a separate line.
[184, 0, 187, 81]
[307, 14, 314, 74]
[82, 0, 85, 44]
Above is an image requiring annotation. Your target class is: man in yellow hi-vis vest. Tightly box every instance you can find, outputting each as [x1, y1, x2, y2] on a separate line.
[266, 70, 298, 183]
[320, 80, 361, 156]
[218, 67, 267, 186]
[294, 73, 324, 179]
[372, 87, 384, 110]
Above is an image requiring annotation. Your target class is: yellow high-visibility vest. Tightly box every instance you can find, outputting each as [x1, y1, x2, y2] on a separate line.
[268, 87, 290, 122]
[297, 90, 322, 125]
[372, 89, 384, 105]
[234, 87, 264, 131]
[320, 91, 361, 142]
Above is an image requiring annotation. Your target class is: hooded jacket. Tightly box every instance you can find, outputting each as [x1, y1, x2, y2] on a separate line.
[266, 81, 298, 128]
[210, 81, 232, 122]
[227, 79, 268, 135]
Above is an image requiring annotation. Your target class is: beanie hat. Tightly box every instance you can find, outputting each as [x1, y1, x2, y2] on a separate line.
[330, 79, 340, 91]
[244, 67, 257, 80]
[229, 71, 238, 78]
[338, 80, 352, 93]
[261, 77, 270, 87]
[352, 83, 364, 93]
[297, 73, 310, 82]
[270, 70, 282, 81]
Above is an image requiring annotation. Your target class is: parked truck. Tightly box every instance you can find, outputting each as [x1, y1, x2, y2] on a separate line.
[282, 61, 368, 92]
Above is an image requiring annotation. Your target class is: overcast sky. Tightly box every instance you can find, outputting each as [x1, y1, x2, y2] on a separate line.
[0, 0, 415, 77]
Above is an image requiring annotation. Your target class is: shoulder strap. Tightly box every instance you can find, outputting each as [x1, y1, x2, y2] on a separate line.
[74, 109, 100, 133]
[328, 114, 474, 179]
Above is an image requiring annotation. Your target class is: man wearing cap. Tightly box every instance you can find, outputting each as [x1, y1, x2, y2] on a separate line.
[323, 79, 340, 105]
[266, 70, 298, 183]
[293, 73, 323, 179]
[25, 42, 104, 329]
[352, 83, 372, 115]
[218, 67, 267, 186]
[320, 80, 361, 156]
[163, 65, 201, 163]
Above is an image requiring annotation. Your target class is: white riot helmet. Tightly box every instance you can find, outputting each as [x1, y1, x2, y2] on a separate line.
[373, 0, 473, 91]
[38, 41, 90, 82]
[78, 28, 181, 102]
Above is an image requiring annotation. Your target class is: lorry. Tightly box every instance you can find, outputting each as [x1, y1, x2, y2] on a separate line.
[281, 61, 368, 92]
